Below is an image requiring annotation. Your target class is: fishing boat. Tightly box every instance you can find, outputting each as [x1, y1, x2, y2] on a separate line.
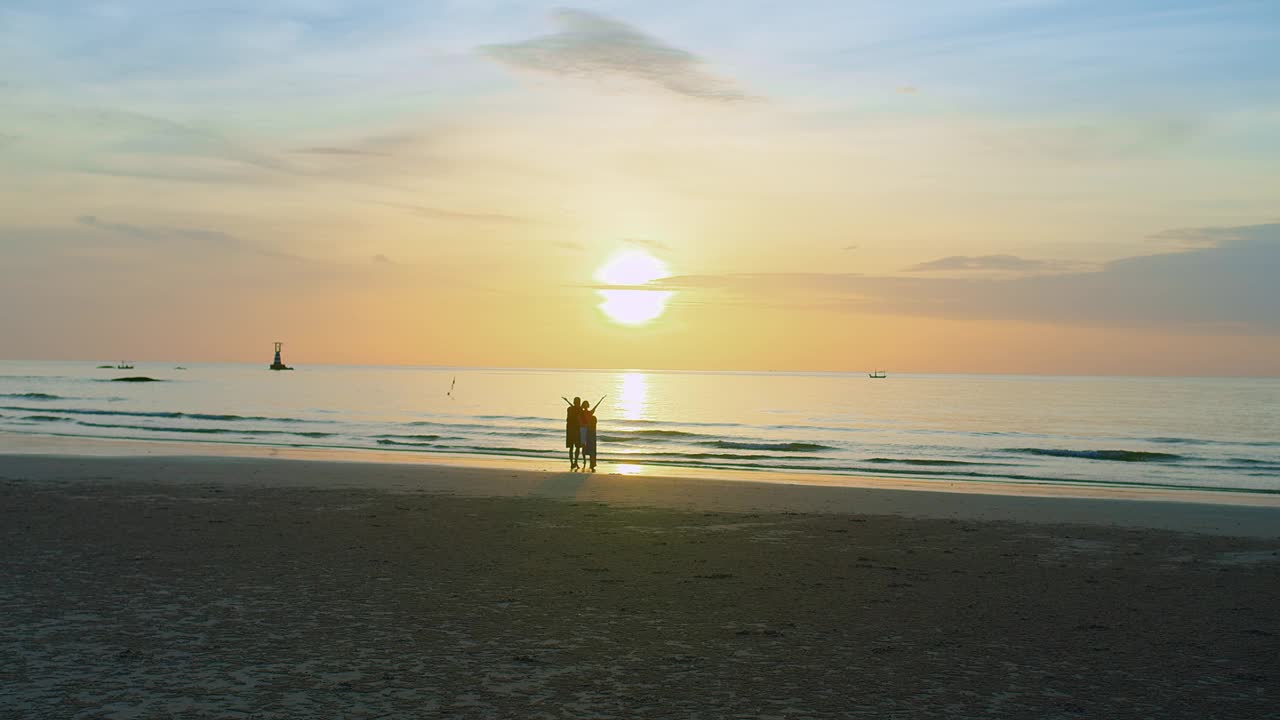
[868, 370, 886, 379]
[116, 362, 134, 369]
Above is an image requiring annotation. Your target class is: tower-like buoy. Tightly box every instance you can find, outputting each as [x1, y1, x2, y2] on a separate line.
[269, 342, 293, 371]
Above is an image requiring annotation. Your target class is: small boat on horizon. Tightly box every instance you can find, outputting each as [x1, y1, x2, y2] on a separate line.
[116, 362, 134, 370]
[869, 370, 886, 379]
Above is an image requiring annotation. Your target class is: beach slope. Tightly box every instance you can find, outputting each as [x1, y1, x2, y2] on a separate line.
[2, 454, 1278, 718]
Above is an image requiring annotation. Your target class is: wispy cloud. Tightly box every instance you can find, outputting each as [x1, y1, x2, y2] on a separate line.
[91, 109, 293, 175]
[9, 107, 297, 185]
[380, 202, 531, 225]
[1146, 224, 1275, 246]
[623, 237, 670, 251]
[981, 118, 1199, 162]
[482, 9, 754, 103]
[292, 146, 390, 157]
[904, 254, 1083, 273]
[77, 215, 300, 261]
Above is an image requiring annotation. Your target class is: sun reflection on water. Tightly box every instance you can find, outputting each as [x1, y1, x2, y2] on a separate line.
[617, 372, 648, 421]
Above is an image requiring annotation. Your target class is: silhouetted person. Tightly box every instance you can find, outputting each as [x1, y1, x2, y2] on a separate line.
[566, 396, 583, 469]
[578, 392, 591, 461]
[581, 404, 598, 471]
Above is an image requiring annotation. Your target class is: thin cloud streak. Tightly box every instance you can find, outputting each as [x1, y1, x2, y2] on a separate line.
[905, 255, 1085, 273]
[76, 215, 301, 261]
[292, 146, 390, 157]
[380, 202, 532, 225]
[980, 118, 1199, 162]
[623, 237, 670, 251]
[1146, 224, 1271, 246]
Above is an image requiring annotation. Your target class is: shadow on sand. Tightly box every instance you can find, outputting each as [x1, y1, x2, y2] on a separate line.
[531, 471, 591, 500]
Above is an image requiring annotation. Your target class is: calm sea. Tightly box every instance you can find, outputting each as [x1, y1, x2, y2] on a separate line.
[1, 361, 1277, 494]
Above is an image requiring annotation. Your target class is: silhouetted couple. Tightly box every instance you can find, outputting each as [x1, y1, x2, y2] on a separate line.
[564, 395, 601, 471]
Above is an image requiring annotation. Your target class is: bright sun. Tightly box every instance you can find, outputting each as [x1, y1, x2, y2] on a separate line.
[594, 250, 674, 325]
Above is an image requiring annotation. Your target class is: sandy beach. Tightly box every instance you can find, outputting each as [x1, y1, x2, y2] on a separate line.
[3, 451, 1278, 718]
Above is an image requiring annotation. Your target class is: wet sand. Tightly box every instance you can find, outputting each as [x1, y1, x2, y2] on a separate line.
[2, 454, 1278, 718]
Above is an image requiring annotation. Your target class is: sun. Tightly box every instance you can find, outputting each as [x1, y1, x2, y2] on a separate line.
[598, 289, 671, 325]
[594, 250, 674, 326]
[596, 250, 669, 285]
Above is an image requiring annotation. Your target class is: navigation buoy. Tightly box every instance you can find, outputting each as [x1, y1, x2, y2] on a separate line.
[270, 342, 293, 371]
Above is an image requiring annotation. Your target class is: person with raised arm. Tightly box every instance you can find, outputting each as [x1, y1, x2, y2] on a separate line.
[581, 395, 604, 472]
[563, 396, 583, 469]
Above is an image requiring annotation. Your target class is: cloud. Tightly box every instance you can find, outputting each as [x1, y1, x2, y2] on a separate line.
[381, 202, 530, 225]
[482, 9, 753, 103]
[10, 108, 298, 185]
[843, 244, 858, 251]
[11, 106, 465, 190]
[623, 237, 670, 252]
[292, 146, 390, 157]
[88, 110, 293, 175]
[77, 215, 300, 261]
[1146, 224, 1271, 246]
[904, 254, 1083, 273]
[555, 241, 585, 252]
[658, 224, 1280, 333]
[981, 118, 1198, 162]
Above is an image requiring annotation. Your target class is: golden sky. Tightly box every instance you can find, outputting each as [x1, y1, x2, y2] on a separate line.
[2, 3, 1278, 374]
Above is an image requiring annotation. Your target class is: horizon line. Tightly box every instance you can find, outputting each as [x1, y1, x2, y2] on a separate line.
[1, 358, 1276, 381]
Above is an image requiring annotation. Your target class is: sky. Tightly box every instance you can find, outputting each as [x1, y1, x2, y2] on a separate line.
[2, 0, 1278, 375]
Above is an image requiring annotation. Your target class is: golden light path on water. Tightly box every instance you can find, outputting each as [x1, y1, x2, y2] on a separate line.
[617, 371, 647, 420]
[594, 250, 674, 326]
[610, 371, 649, 475]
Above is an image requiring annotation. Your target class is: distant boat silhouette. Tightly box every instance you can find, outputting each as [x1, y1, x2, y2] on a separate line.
[116, 362, 134, 369]
[869, 370, 886, 379]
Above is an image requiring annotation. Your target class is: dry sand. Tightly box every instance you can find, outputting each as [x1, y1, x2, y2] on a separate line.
[2, 453, 1278, 718]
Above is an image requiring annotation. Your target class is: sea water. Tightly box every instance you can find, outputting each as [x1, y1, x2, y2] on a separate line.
[1, 361, 1277, 494]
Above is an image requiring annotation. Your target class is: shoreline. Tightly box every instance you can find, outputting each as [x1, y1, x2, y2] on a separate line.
[5, 434, 1279, 717]
[2, 433, 1279, 538]
[4, 430, 1278, 501]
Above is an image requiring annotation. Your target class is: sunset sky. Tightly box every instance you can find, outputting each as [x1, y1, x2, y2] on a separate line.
[2, 1, 1278, 374]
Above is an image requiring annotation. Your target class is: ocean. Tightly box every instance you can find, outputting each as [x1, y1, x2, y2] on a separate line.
[1, 361, 1277, 495]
